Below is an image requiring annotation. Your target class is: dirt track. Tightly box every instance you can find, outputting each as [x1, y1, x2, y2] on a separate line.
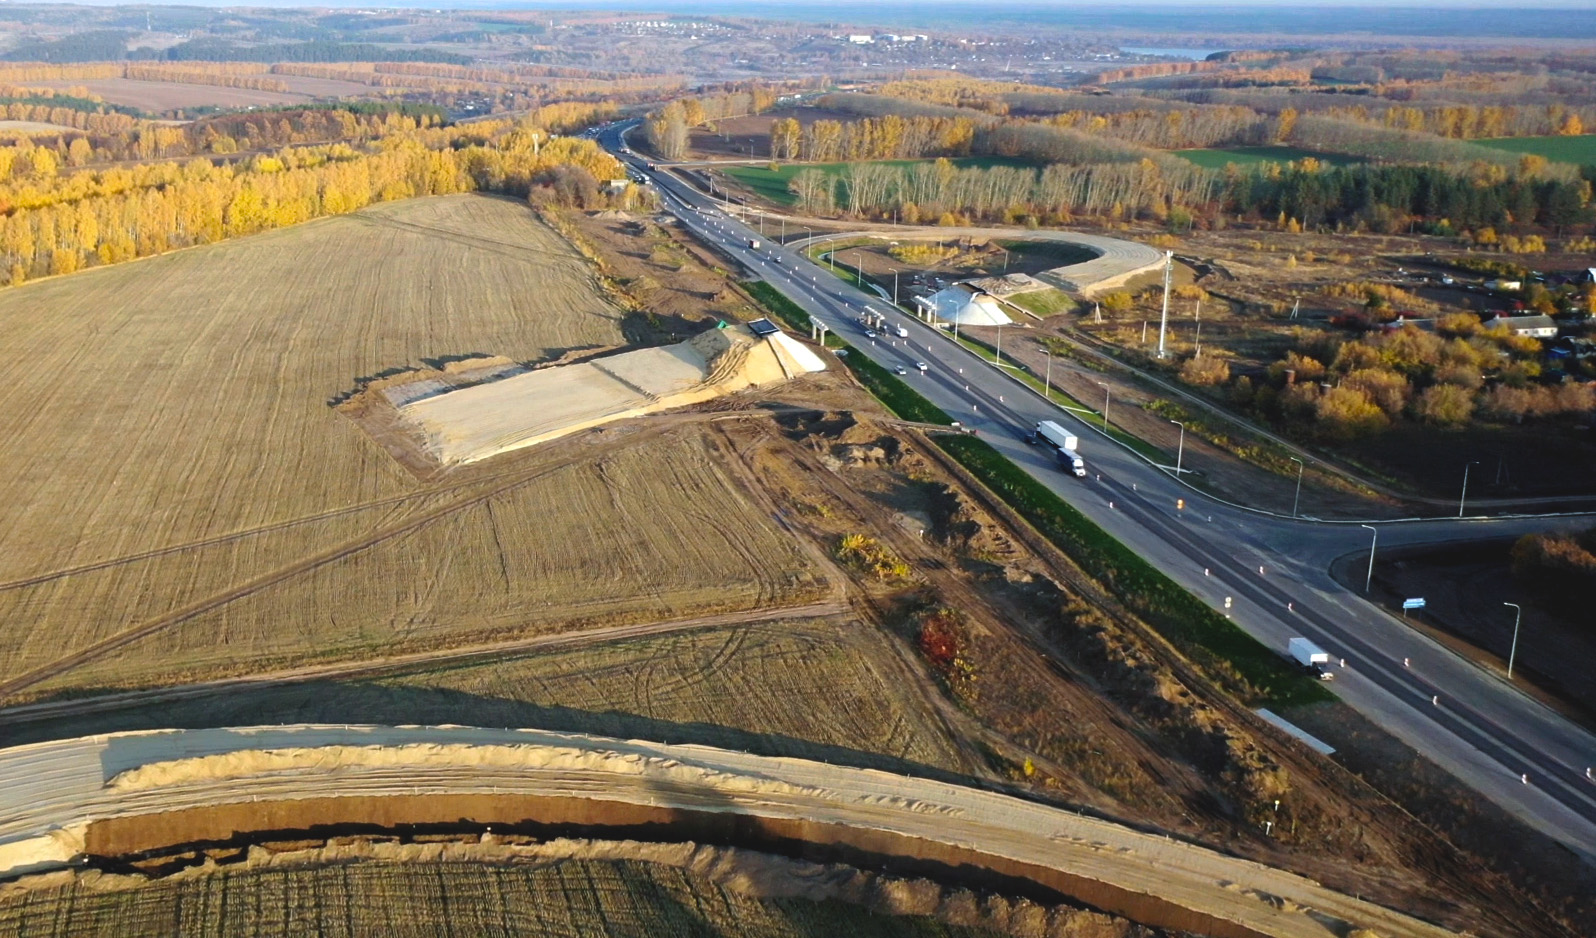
[0, 725, 1457, 938]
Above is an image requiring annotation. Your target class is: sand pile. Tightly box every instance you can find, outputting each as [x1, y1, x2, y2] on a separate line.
[395, 324, 823, 467]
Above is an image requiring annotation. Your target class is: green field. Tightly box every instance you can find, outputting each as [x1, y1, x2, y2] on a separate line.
[1006, 287, 1077, 317]
[1475, 133, 1596, 165]
[721, 157, 1036, 206]
[1172, 146, 1366, 169]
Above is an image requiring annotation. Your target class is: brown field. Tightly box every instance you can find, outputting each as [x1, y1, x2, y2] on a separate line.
[36, 78, 313, 111]
[0, 194, 826, 701]
[271, 74, 397, 99]
[0, 120, 80, 137]
[11, 618, 972, 777]
[0, 853, 1026, 938]
[688, 105, 859, 160]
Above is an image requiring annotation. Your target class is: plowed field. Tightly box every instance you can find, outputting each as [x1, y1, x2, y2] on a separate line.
[0, 194, 825, 700]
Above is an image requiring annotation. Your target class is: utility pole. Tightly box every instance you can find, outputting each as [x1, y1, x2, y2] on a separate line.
[1096, 382, 1110, 432]
[1504, 602, 1523, 678]
[1044, 350, 1052, 400]
[1170, 420, 1186, 476]
[1360, 524, 1377, 593]
[1289, 457, 1304, 518]
[1459, 460, 1480, 517]
[1156, 250, 1173, 359]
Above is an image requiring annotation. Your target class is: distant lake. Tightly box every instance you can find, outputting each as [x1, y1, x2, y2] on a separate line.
[1119, 47, 1224, 60]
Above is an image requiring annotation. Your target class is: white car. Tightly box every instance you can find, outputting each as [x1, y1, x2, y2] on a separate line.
[894, 365, 908, 376]
[915, 362, 928, 373]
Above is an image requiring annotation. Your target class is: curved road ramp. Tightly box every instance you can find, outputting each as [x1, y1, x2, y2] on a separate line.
[395, 323, 825, 467]
[824, 227, 1164, 298]
[0, 725, 1451, 938]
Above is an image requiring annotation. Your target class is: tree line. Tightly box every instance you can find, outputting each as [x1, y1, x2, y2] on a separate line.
[641, 84, 784, 160]
[1232, 161, 1591, 235]
[0, 113, 623, 287]
[1216, 317, 1596, 443]
[788, 157, 1219, 223]
[0, 105, 447, 177]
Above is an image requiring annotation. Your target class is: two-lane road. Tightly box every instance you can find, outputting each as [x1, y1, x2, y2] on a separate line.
[602, 122, 1596, 857]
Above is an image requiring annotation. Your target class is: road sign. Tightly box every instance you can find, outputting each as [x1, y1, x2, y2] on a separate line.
[1402, 598, 1426, 610]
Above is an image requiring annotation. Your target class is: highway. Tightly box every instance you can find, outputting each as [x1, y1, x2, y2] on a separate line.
[600, 121, 1596, 858]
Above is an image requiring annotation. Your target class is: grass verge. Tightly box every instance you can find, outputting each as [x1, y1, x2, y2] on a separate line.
[935, 434, 1330, 708]
[745, 277, 1329, 707]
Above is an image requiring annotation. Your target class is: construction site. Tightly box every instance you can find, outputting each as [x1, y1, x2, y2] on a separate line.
[0, 194, 1588, 938]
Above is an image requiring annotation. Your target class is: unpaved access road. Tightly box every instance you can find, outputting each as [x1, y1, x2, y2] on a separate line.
[0, 725, 1456, 938]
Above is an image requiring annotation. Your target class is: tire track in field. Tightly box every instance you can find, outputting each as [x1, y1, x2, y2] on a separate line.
[0, 412, 741, 596]
[0, 601, 850, 728]
[0, 422, 703, 703]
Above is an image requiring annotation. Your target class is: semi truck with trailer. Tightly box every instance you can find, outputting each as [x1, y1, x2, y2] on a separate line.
[1288, 637, 1334, 680]
[1032, 421, 1086, 477]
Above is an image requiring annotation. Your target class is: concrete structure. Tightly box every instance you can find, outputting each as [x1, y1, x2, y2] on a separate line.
[1482, 314, 1558, 338]
[915, 283, 1013, 326]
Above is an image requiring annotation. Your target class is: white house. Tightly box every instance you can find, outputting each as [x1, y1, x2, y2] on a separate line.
[1482, 314, 1558, 338]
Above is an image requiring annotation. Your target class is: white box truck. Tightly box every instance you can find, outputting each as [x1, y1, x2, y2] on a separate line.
[1288, 637, 1334, 680]
[1032, 421, 1086, 477]
[748, 238, 760, 249]
[894, 323, 909, 338]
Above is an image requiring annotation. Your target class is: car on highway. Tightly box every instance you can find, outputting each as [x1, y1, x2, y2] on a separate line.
[915, 362, 928, 372]
[895, 365, 908, 375]
[865, 330, 877, 339]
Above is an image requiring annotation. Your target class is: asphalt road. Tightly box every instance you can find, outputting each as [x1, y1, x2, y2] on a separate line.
[602, 121, 1596, 858]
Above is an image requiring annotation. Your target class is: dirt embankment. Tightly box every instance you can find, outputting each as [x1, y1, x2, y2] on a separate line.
[5, 837, 1162, 938]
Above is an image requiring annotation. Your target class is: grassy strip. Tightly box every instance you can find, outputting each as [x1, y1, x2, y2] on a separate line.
[936, 434, 1330, 708]
[950, 332, 1167, 461]
[742, 279, 812, 331]
[744, 277, 1325, 707]
[837, 345, 953, 424]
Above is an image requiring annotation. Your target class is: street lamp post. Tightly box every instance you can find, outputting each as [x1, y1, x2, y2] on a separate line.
[995, 322, 1003, 366]
[855, 251, 865, 289]
[1043, 350, 1052, 401]
[1360, 524, 1378, 593]
[887, 267, 899, 309]
[1289, 457, 1304, 518]
[1096, 382, 1110, 432]
[1459, 460, 1480, 517]
[1504, 602, 1523, 678]
[780, 217, 785, 242]
[1170, 420, 1186, 476]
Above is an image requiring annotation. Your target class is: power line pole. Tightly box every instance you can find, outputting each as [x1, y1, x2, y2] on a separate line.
[1156, 250, 1173, 359]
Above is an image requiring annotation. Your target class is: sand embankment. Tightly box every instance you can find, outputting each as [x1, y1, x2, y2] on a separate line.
[0, 724, 1456, 938]
[396, 325, 821, 466]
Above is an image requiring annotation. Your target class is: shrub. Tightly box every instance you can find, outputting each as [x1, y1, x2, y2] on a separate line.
[1314, 386, 1388, 440]
[1268, 350, 1325, 385]
[1436, 312, 1482, 338]
[1099, 290, 1135, 314]
[1342, 367, 1410, 416]
[1179, 354, 1231, 387]
[1413, 383, 1475, 427]
[888, 242, 958, 265]
[835, 533, 910, 581]
[1510, 528, 1596, 617]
